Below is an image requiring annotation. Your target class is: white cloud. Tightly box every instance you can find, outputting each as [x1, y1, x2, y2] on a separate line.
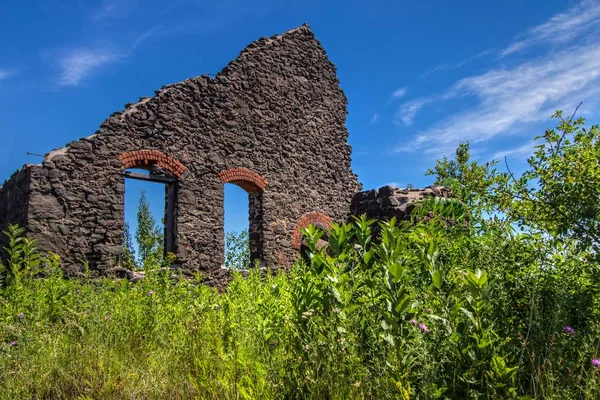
[391, 87, 407, 99]
[370, 114, 379, 124]
[131, 20, 222, 50]
[455, 49, 495, 68]
[395, 97, 432, 125]
[384, 182, 403, 188]
[420, 64, 449, 79]
[421, 49, 496, 79]
[92, 0, 138, 21]
[395, 44, 600, 156]
[57, 46, 120, 86]
[500, 0, 600, 57]
[0, 69, 12, 80]
[395, 0, 600, 157]
[491, 143, 534, 161]
[395, 89, 459, 125]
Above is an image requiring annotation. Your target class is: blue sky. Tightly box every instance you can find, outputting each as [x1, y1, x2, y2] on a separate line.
[2, 0, 600, 238]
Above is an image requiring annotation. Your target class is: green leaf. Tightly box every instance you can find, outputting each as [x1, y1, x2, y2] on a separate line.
[431, 269, 442, 290]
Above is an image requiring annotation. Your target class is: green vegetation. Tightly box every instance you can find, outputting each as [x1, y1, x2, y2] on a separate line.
[1, 112, 599, 399]
[225, 229, 250, 270]
[122, 190, 166, 270]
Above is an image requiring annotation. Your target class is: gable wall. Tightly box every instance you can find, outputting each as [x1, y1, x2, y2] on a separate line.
[0, 25, 362, 280]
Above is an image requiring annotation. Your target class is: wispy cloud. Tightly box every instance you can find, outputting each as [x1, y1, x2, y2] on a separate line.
[419, 49, 496, 79]
[370, 114, 379, 124]
[419, 0, 600, 81]
[455, 49, 495, 68]
[420, 49, 496, 79]
[0, 69, 14, 80]
[47, 1, 219, 88]
[132, 20, 221, 50]
[391, 87, 407, 99]
[92, 0, 138, 21]
[395, 44, 600, 156]
[395, 0, 600, 157]
[395, 97, 433, 125]
[55, 45, 120, 86]
[491, 143, 534, 161]
[500, 0, 600, 57]
[395, 89, 459, 125]
[420, 64, 449, 79]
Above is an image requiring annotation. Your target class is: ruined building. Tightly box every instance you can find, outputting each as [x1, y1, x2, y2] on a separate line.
[0, 25, 447, 283]
[0, 25, 363, 280]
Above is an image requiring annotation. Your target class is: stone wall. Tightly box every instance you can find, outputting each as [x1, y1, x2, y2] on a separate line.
[0, 24, 362, 280]
[0, 166, 33, 254]
[350, 185, 451, 222]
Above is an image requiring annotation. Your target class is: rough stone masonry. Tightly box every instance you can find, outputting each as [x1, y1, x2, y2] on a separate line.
[0, 25, 363, 280]
[0, 25, 448, 284]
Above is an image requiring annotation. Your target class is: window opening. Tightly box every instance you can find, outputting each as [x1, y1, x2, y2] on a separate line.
[224, 183, 250, 269]
[123, 168, 176, 268]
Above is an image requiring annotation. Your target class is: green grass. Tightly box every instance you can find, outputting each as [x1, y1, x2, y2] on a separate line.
[1, 218, 600, 399]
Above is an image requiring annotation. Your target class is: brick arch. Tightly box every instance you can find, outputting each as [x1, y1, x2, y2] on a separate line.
[218, 167, 268, 193]
[119, 150, 186, 177]
[291, 212, 333, 249]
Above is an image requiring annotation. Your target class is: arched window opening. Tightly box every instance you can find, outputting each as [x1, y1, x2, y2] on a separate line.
[219, 167, 267, 269]
[292, 212, 333, 250]
[224, 183, 250, 269]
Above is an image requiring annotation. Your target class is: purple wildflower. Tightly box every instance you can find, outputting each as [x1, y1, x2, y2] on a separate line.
[409, 319, 418, 326]
[592, 359, 600, 368]
[148, 290, 154, 296]
[17, 313, 25, 319]
[562, 325, 576, 335]
[9, 341, 17, 347]
[418, 323, 430, 334]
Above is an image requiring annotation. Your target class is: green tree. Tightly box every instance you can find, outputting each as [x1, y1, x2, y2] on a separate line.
[499, 110, 600, 251]
[122, 221, 136, 269]
[426, 142, 504, 221]
[225, 229, 250, 269]
[135, 190, 164, 268]
[427, 110, 600, 252]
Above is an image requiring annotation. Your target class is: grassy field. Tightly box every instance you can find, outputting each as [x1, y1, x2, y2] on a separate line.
[1, 215, 599, 399]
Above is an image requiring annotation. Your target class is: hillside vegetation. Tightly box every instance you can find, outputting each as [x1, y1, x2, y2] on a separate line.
[1, 112, 599, 399]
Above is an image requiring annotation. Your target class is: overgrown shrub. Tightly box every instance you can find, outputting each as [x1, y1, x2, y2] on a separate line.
[0, 214, 599, 398]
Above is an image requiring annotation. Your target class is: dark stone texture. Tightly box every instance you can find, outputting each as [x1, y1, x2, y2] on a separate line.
[0, 166, 33, 256]
[350, 185, 452, 222]
[0, 25, 362, 282]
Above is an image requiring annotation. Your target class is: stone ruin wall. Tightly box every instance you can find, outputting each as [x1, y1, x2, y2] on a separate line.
[0, 25, 362, 281]
[350, 185, 452, 222]
[0, 167, 33, 242]
[0, 25, 450, 285]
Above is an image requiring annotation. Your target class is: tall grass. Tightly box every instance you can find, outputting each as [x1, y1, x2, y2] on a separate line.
[0, 217, 599, 399]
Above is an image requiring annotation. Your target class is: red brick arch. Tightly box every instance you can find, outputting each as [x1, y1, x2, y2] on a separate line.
[119, 150, 186, 177]
[291, 212, 333, 249]
[218, 167, 268, 193]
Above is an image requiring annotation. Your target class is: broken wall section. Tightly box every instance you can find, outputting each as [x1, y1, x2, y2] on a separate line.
[350, 185, 452, 222]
